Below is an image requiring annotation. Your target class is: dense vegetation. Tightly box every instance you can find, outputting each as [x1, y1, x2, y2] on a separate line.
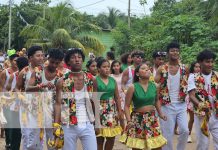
[0, 0, 218, 67]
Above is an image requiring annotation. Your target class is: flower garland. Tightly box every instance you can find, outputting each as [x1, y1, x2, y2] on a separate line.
[159, 63, 188, 105]
[195, 71, 218, 117]
[62, 71, 93, 125]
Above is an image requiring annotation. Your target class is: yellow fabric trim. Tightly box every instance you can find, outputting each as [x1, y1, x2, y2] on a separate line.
[120, 134, 167, 149]
[97, 126, 122, 137]
[147, 135, 167, 149]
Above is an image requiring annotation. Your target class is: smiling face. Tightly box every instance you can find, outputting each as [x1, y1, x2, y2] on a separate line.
[200, 59, 214, 75]
[30, 50, 44, 66]
[168, 48, 180, 61]
[194, 63, 200, 73]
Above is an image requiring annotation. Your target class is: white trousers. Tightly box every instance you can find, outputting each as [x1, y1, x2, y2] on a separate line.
[22, 128, 42, 150]
[195, 113, 218, 150]
[63, 122, 97, 150]
[160, 102, 189, 150]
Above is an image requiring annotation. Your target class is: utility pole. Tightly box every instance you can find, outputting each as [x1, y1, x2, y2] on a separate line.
[43, 2, 46, 19]
[8, 0, 12, 49]
[128, 0, 131, 28]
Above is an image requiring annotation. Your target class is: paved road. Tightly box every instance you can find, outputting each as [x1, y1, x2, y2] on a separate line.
[0, 133, 213, 150]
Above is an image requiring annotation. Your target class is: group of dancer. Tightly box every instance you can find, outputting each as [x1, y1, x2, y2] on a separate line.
[0, 41, 217, 150]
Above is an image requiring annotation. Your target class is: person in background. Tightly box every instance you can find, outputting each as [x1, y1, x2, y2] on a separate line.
[152, 51, 166, 77]
[120, 52, 132, 72]
[149, 51, 166, 82]
[110, 60, 125, 113]
[96, 58, 124, 150]
[86, 59, 98, 77]
[120, 63, 167, 150]
[106, 51, 115, 66]
[0, 53, 19, 150]
[186, 61, 200, 143]
[6, 57, 29, 150]
[121, 50, 144, 93]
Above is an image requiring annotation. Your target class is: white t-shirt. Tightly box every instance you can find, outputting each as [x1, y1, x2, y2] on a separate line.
[168, 69, 180, 102]
[188, 72, 213, 103]
[75, 86, 89, 123]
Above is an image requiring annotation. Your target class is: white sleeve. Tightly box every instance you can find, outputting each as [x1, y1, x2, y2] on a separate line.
[187, 73, 196, 92]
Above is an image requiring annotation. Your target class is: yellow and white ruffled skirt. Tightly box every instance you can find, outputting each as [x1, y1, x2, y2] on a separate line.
[120, 111, 167, 149]
[97, 99, 122, 137]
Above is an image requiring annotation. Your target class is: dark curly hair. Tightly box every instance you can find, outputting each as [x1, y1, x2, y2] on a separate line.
[197, 49, 216, 62]
[27, 46, 43, 58]
[166, 42, 180, 52]
[64, 48, 85, 64]
[48, 48, 64, 61]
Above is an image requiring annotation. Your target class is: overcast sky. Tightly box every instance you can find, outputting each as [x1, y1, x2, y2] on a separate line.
[1, 0, 155, 16]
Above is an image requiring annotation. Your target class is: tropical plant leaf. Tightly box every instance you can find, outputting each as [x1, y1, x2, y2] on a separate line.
[20, 24, 51, 39]
[78, 35, 105, 55]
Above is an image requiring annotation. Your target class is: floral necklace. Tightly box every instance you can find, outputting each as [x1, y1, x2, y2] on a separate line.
[159, 63, 188, 105]
[62, 71, 93, 125]
[195, 71, 218, 117]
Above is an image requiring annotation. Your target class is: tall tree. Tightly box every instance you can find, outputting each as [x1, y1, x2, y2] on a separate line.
[20, 2, 105, 55]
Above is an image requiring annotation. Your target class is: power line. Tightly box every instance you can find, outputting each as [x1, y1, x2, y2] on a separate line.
[76, 0, 105, 9]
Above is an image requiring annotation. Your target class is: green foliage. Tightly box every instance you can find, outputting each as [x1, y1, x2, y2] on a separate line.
[19, 2, 105, 54]
[112, 0, 218, 67]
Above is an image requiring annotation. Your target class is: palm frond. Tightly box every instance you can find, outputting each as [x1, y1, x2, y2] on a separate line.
[69, 40, 85, 50]
[24, 39, 51, 50]
[20, 25, 51, 39]
[78, 35, 105, 55]
[51, 28, 72, 48]
[73, 23, 101, 35]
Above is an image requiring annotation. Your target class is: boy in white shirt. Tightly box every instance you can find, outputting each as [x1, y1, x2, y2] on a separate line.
[188, 50, 218, 150]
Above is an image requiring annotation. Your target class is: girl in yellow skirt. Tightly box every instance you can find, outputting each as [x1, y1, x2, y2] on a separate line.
[96, 58, 125, 150]
[120, 63, 167, 150]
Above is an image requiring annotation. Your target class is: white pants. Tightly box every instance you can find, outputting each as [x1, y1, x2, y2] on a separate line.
[195, 113, 218, 150]
[160, 102, 189, 150]
[22, 128, 43, 150]
[63, 122, 97, 150]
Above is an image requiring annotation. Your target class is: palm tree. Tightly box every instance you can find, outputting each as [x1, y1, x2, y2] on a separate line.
[107, 7, 121, 29]
[20, 2, 105, 55]
[199, 0, 218, 25]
